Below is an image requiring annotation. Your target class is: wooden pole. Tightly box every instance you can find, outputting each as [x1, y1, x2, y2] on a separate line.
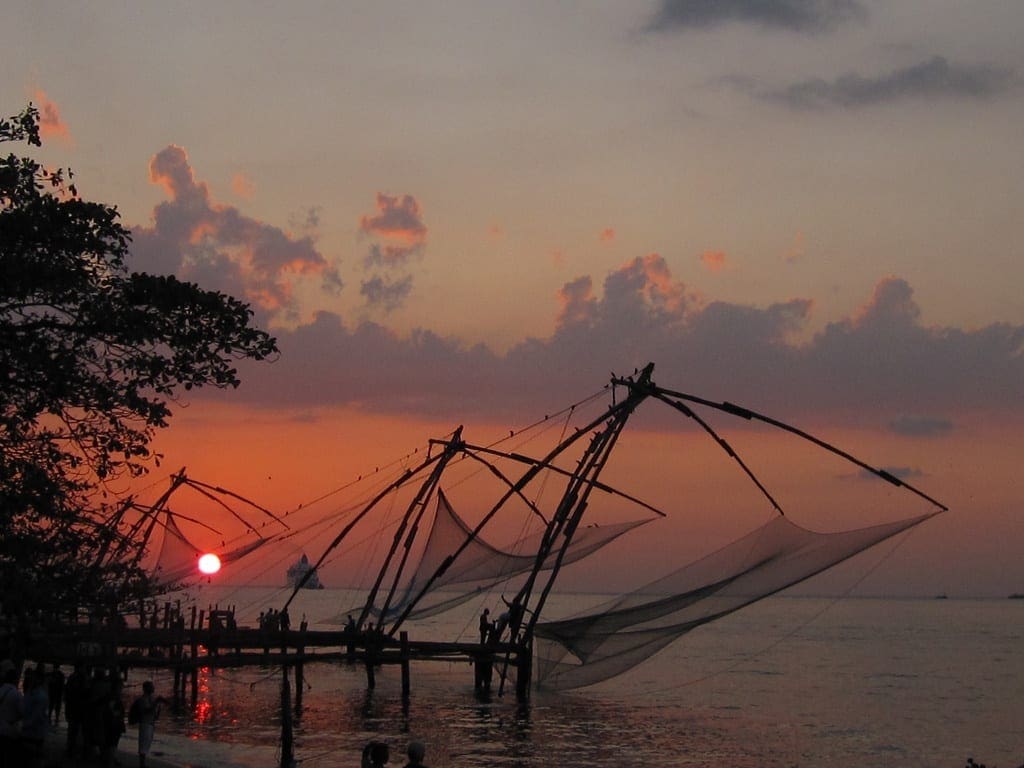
[400, 631, 410, 698]
[279, 664, 295, 768]
[365, 631, 376, 690]
[295, 623, 305, 710]
[515, 641, 531, 701]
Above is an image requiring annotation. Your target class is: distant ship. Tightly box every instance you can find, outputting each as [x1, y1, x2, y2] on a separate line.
[286, 553, 324, 589]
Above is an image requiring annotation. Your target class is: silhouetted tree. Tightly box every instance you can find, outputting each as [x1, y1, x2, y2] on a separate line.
[0, 104, 277, 631]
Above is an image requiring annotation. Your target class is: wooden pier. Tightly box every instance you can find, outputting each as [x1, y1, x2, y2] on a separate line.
[18, 607, 532, 703]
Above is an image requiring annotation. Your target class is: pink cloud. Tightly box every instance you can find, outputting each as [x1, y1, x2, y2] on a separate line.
[210, 262, 1022, 430]
[557, 275, 597, 327]
[231, 172, 256, 199]
[356, 192, 428, 313]
[361, 274, 414, 312]
[605, 253, 689, 315]
[365, 243, 421, 269]
[31, 89, 72, 144]
[359, 193, 427, 244]
[599, 228, 616, 243]
[700, 250, 729, 273]
[131, 145, 341, 322]
[783, 231, 806, 264]
[852, 276, 920, 328]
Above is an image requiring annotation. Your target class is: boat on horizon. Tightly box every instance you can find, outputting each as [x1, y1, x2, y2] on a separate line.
[287, 553, 323, 589]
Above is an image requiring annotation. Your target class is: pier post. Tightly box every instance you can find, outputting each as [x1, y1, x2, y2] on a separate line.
[173, 652, 182, 701]
[279, 664, 295, 768]
[364, 632, 376, 690]
[400, 631, 410, 698]
[515, 642, 531, 702]
[295, 624, 305, 710]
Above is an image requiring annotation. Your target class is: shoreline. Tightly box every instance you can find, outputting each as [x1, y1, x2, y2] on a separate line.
[41, 722, 187, 768]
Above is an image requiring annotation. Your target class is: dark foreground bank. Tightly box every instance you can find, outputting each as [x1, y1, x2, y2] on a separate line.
[39, 722, 186, 768]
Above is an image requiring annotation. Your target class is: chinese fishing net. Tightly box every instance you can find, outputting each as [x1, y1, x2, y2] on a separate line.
[386, 490, 651, 620]
[532, 509, 938, 689]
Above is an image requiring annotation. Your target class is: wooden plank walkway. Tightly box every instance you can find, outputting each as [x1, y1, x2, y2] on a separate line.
[18, 622, 530, 699]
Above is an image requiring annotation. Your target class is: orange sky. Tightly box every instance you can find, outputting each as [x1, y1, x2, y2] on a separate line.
[6, 3, 1024, 597]
[141, 394, 1021, 598]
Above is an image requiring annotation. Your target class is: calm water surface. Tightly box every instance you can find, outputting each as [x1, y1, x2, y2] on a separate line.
[129, 587, 1022, 768]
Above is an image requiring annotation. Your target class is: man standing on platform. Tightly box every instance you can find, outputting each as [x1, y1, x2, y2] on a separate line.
[479, 608, 490, 644]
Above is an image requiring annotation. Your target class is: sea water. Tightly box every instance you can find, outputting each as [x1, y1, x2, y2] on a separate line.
[129, 586, 1022, 768]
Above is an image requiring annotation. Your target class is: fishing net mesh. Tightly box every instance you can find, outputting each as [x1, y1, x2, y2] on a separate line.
[395, 491, 650, 620]
[533, 510, 937, 690]
[152, 513, 268, 586]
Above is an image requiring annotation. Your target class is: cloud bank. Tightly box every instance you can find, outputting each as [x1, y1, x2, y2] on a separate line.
[123, 151, 1022, 431]
[220, 255, 1024, 428]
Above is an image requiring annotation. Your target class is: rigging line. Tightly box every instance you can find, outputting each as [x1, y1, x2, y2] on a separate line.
[157, 506, 225, 536]
[362, 465, 407, 590]
[271, 467, 409, 547]
[184, 477, 290, 529]
[458, 450, 552, 526]
[405, 389, 602, 500]
[651, 390, 786, 517]
[282, 450, 445, 609]
[126, 472, 172, 499]
[652, 385, 948, 512]
[428, 407, 578, 498]
[520, 397, 639, 646]
[482, 387, 609, 451]
[633, 524, 923, 697]
[532, 402, 577, 508]
[390, 394, 645, 631]
[377, 441, 461, 627]
[507, 403, 584, 560]
[409, 393, 605, 507]
[516, 403, 581, 552]
[254, 477, 404, 572]
[462, 442, 667, 519]
[280, 428, 461, 518]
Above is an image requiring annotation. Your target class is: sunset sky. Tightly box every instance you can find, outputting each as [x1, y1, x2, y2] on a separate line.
[5, 1, 1023, 597]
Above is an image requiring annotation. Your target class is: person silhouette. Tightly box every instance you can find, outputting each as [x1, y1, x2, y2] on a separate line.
[361, 740, 389, 767]
[479, 608, 490, 644]
[403, 740, 428, 768]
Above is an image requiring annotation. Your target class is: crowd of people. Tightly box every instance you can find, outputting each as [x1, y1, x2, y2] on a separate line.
[478, 597, 524, 647]
[257, 607, 295, 632]
[0, 658, 165, 768]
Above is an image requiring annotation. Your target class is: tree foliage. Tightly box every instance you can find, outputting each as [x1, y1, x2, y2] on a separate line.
[0, 104, 278, 621]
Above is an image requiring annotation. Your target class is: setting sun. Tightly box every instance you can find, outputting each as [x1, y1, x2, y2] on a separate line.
[198, 553, 221, 575]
